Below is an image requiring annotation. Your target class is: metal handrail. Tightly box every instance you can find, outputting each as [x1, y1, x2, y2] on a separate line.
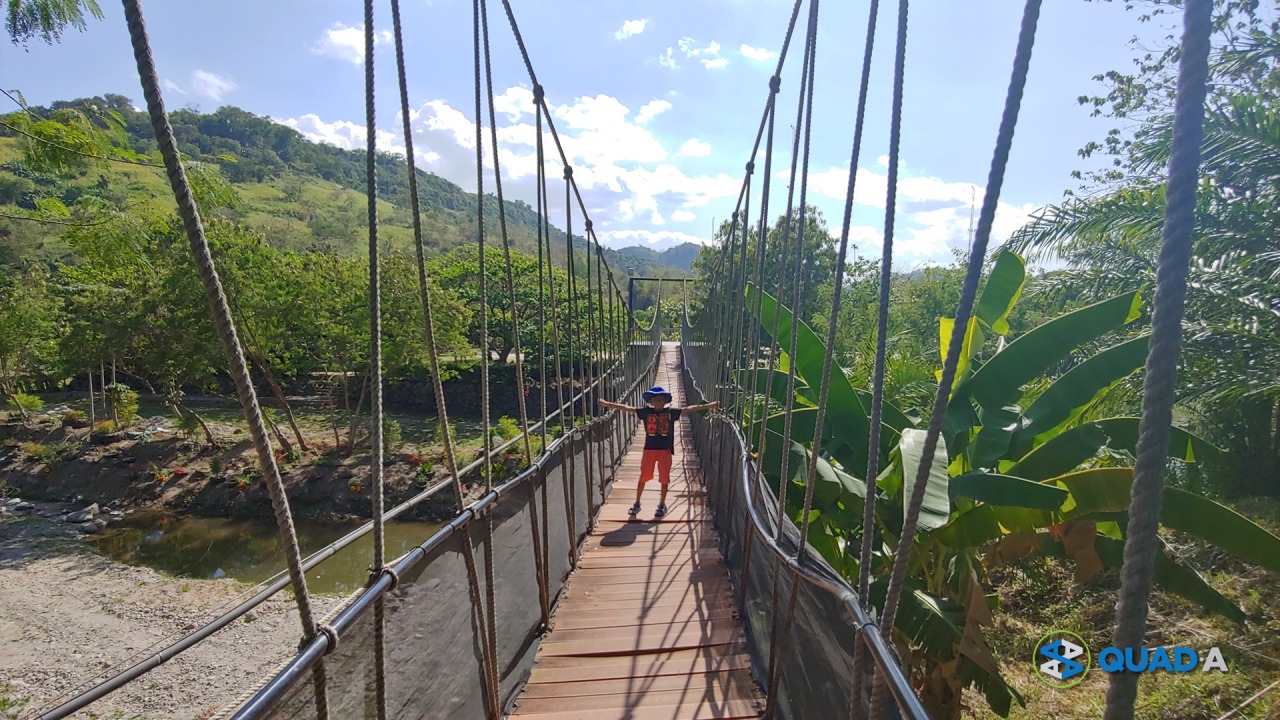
[680, 321, 929, 720]
[37, 327, 663, 720]
[227, 329, 664, 719]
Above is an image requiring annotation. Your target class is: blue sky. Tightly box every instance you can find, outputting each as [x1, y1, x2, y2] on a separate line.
[3, 0, 1175, 265]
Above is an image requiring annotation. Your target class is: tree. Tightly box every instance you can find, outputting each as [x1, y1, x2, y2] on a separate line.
[1009, 0, 1280, 496]
[5, 0, 101, 47]
[0, 265, 62, 417]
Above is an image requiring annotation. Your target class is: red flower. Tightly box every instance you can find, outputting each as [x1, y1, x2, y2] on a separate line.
[173, 467, 189, 476]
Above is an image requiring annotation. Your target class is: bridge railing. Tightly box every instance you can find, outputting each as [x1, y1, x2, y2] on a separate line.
[218, 318, 664, 720]
[679, 317, 928, 720]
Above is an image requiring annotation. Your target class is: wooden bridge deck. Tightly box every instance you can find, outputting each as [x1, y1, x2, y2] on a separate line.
[510, 345, 762, 720]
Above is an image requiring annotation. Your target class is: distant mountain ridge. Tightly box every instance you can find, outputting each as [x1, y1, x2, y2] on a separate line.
[0, 96, 687, 280]
[615, 242, 702, 273]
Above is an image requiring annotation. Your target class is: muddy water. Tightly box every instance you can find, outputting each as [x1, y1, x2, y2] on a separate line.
[88, 513, 443, 594]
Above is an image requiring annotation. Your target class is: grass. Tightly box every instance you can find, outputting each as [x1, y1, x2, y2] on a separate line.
[970, 497, 1280, 720]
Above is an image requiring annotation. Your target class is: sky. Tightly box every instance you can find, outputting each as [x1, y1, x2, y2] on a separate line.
[2, 0, 1178, 266]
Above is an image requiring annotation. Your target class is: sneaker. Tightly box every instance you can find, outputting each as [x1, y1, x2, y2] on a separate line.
[628, 503, 640, 516]
[654, 504, 667, 518]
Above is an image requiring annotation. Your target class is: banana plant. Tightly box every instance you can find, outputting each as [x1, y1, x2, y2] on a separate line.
[743, 252, 1280, 719]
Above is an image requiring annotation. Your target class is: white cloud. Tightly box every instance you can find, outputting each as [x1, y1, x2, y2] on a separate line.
[493, 86, 535, 123]
[311, 23, 392, 64]
[677, 138, 712, 158]
[675, 38, 726, 70]
[190, 70, 237, 102]
[658, 47, 679, 69]
[162, 79, 187, 95]
[279, 114, 404, 157]
[795, 164, 1037, 261]
[614, 18, 648, 40]
[739, 44, 776, 62]
[671, 209, 697, 223]
[635, 100, 671, 124]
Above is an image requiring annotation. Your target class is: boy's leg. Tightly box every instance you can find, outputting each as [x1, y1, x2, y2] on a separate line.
[636, 449, 658, 505]
[656, 451, 673, 507]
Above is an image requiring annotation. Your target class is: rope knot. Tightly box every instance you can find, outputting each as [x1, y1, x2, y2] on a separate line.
[317, 623, 340, 656]
[532, 84, 544, 103]
[563, 166, 574, 180]
[380, 566, 402, 592]
[768, 75, 781, 93]
[584, 219, 593, 232]
[746, 161, 755, 175]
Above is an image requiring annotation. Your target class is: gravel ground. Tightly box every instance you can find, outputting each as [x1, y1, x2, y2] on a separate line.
[0, 507, 349, 720]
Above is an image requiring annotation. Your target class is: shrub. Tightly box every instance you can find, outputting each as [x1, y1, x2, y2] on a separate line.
[94, 420, 117, 434]
[105, 384, 138, 427]
[175, 412, 201, 439]
[62, 409, 85, 422]
[210, 456, 223, 475]
[18, 441, 46, 460]
[7, 393, 42, 415]
[286, 447, 302, 464]
[495, 416, 522, 441]
[382, 417, 402, 453]
[434, 422, 456, 449]
[415, 461, 434, 486]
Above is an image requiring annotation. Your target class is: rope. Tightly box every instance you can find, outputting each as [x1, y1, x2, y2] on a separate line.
[1104, 1, 1211, 717]
[744, 78, 780, 453]
[117, 2, 330, 718]
[762, 5, 814, 712]
[472, 0, 500, 713]
[360, 2, 391, 718]
[876, 3, 1042, 714]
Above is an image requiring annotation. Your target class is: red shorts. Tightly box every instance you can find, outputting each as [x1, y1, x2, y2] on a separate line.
[639, 449, 674, 486]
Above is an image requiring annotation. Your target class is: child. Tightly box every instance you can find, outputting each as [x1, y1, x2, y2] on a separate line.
[599, 387, 718, 518]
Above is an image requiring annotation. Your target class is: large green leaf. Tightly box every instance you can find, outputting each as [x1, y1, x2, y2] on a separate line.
[1093, 537, 1245, 624]
[759, 430, 867, 518]
[1054, 468, 1136, 515]
[748, 283, 874, 471]
[938, 315, 984, 388]
[950, 471, 1069, 510]
[1014, 335, 1150, 447]
[959, 291, 1142, 410]
[738, 367, 812, 406]
[866, 577, 1023, 716]
[901, 428, 950, 532]
[1162, 488, 1280, 574]
[969, 403, 1023, 468]
[763, 408, 857, 472]
[974, 251, 1026, 336]
[1009, 418, 1219, 481]
[854, 388, 914, 433]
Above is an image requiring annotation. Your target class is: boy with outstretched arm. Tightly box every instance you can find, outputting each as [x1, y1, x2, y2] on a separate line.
[598, 386, 718, 519]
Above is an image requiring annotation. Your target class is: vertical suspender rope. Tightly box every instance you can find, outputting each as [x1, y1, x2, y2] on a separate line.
[360, 4, 392, 720]
[477, 0, 549, 638]
[471, 0, 502, 714]
[1104, 1, 1211, 717]
[724, 170, 753, 531]
[582, 220, 603, 506]
[118, 3, 332, 719]
[744, 77, 781, 454]
[562, 165, 581, 567]
[757, 7, 819, 712]
[873, 3, 1042, 719]
[532, 85, 554, 628]
[764, 3, 820, 716]
[389, 0, 495, 715]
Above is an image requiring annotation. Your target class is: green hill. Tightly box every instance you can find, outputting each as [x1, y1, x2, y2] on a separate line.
[0, 95, 687, 281]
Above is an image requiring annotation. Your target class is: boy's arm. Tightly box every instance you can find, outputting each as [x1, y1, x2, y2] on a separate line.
[597, 399, 636, 412]
[682, 401, 720, 413]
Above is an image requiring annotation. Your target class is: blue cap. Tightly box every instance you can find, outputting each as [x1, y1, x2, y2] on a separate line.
[642, 386, 673, 402]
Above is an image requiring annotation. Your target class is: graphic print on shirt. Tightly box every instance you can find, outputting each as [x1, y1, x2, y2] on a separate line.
[645, 413, 671, 439]
[637, 407, 682, 453]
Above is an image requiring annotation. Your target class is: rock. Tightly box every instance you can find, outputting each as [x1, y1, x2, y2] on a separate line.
[13, 502, 33, 514]
[243, 609, 258, 623]
[66, 504, 99, 523]
[73, 518, 108, 534]
[0, 497, 20, 507]
[91, 432, 127, 445]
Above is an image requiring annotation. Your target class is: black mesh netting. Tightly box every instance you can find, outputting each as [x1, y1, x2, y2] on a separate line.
[680, 325, 908, 720]
[249, 335, 657, 719]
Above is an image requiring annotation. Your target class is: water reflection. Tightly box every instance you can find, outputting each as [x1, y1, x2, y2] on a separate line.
[88, 513, 442, 595]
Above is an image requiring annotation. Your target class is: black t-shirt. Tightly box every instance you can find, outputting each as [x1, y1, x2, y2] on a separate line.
[636, 407, 682, 453]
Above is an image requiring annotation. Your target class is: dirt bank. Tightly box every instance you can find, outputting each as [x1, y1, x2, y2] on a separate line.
[0, 418, 501, 525]
[0, 509, 350, 719]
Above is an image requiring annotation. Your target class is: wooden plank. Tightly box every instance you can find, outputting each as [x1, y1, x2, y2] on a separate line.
[511, 346, 762, 719]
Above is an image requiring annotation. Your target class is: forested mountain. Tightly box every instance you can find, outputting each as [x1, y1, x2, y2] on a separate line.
[0, 95, 692, 277]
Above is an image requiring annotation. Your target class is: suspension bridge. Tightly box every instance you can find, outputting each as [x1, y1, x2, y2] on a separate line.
[25, 0, 1217, 717]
